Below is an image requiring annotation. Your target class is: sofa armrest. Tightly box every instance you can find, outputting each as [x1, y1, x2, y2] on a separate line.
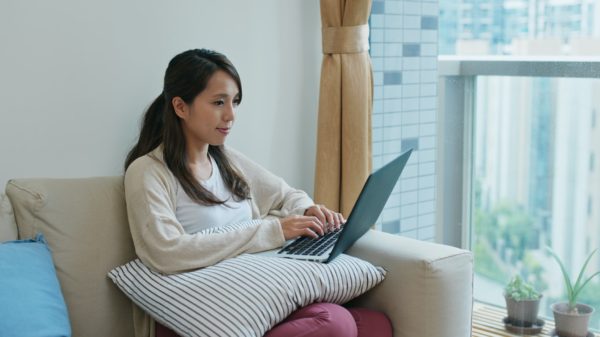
[346, 230, 473, 337]
[0, 194, 18, 243]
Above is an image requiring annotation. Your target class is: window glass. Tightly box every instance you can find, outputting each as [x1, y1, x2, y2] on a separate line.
[471, 76, 600, 329]
[440, 1, 600, 329]
[440, 0, 600, 56]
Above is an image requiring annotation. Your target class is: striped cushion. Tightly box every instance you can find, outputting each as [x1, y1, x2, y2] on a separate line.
[196, 219, 263, 234]
[108, 253, 385, 337]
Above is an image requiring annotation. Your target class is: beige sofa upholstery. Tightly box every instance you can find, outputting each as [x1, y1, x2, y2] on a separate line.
[1, 177, 473, 337]
[0, 194, 18, 242]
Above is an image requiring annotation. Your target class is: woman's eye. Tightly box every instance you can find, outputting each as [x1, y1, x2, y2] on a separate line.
[213, 100, 225, 106]
[233, 99, 241, 107]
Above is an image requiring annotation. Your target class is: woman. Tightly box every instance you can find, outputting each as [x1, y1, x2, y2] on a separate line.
[124, 49, 392, 337]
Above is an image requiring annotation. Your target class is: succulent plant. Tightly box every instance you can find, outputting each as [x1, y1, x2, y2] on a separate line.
[505, 275, 541, 301]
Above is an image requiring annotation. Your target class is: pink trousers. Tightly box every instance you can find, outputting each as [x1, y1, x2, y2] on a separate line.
[156, 303, 393, 337]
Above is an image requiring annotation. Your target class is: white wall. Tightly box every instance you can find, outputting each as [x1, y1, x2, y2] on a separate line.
[0, 0, 321, 195]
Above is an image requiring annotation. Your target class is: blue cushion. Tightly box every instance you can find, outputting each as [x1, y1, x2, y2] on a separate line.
[0, 234, 71, 337]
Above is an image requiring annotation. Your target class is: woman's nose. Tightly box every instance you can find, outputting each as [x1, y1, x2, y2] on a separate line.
[224, 103, 235, 121]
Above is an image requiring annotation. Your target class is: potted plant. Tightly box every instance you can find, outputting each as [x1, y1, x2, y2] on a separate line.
[504, 275, 542, 328]
[547, 247, 600, 337]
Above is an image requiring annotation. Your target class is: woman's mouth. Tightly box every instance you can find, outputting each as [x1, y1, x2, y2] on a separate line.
[217, 127, 230, 135]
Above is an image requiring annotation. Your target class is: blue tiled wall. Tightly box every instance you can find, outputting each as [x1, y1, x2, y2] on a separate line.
[370, 0, 438, 241]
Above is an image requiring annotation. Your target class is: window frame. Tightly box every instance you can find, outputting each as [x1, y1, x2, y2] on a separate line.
[436, 55, 600, 249]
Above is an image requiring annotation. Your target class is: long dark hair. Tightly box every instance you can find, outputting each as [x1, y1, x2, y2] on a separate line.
[125, 49, 250, 205]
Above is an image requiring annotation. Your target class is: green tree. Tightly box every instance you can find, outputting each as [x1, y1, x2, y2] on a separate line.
[522, 251, 548, 294]
[494, 201, 534, 263]
[474, 240, 509, 283]
[473, 188, 542, 285]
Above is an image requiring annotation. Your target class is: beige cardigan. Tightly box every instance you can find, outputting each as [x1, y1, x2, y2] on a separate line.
[124, 146, 314, 274]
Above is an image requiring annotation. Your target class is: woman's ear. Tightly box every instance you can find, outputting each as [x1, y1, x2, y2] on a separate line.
[171, 97, 188, 119]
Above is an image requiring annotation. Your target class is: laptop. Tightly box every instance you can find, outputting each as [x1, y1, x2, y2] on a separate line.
[257, 148, 412, 263]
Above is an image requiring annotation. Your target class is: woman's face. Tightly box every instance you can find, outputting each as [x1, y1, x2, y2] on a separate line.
[173, 70, 240, 148]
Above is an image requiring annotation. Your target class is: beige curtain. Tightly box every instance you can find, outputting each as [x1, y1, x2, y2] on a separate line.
[314, 0, 373, 217]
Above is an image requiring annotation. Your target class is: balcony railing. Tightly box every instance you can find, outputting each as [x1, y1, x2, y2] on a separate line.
[439, 55, 600, 78]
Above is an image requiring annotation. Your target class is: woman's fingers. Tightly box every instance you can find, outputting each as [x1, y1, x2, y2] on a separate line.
[281, 215, 325, 240]
[305, 205, 327, 228]
[281, 209, 349, 240]
[335, 212, 345, 229]
[306, 205, 348, 232]
[303, 217, 325, 236]
[302, 227, 320, 239]
[323, 208, 336, 229]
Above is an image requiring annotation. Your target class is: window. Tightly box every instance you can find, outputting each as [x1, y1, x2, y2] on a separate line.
[439, 0, 598, 56]
[470, 76, 600, 329]
[439, 0, 600, 330]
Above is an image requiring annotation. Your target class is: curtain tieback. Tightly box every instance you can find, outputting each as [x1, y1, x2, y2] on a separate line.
[322, 24, 369, 54]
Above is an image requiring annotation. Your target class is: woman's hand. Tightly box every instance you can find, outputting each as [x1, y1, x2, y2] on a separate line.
[279, 205, 346, 240]
[303, 205, 346, 232]
[280, 215, 326, 240]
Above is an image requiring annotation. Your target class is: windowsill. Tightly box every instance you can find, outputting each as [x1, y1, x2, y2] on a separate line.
[438, 55, 600, 78]
[473, 302, 555, 337]
[440, 54, 600, 62]
[473, 302, 599, 337]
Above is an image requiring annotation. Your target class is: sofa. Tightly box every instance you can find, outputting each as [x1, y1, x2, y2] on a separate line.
[0, 176, 473, 337]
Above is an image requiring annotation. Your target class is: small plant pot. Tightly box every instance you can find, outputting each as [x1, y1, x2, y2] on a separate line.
[505, 294, 541, 327]
[552, 302, 594, 337]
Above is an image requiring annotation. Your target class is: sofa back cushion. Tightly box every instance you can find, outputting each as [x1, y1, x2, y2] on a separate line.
[0, 194, 18, 242]
[6, 177, 137, 337]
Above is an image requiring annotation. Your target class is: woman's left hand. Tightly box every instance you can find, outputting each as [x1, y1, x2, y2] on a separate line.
[304, 205, 346, 233]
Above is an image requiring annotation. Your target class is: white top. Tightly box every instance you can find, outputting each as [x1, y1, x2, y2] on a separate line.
[124, 145, 314, 274]
[175, 155, 252, 234]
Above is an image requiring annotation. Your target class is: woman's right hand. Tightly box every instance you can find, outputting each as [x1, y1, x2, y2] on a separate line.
[280, 215, 325, 240]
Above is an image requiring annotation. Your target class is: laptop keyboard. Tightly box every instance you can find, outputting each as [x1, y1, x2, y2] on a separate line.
[277, 228, 341, 256]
